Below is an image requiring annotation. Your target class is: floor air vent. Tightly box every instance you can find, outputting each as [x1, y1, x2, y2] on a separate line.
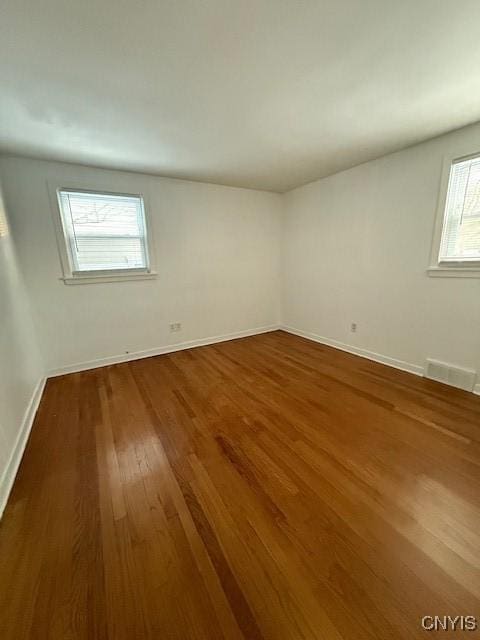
[425, 359, 476, 392]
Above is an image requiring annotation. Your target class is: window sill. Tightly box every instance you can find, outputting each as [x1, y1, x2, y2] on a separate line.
[427, 266, 480, 279]
[61, 271, 158, 285]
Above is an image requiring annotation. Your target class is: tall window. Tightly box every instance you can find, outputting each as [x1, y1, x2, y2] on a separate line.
[438, 156, 480, 264]
[55, 189, 154, 282]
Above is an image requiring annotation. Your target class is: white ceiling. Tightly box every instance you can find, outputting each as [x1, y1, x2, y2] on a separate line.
[2, 1, 480, 192]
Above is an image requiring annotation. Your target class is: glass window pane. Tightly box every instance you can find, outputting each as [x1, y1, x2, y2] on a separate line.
[58, 191, 148, 272]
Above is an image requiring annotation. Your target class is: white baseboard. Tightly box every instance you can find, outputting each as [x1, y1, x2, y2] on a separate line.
[0, 376, 46, 519]
[48, 324, 281, 377]
[281, 325, 424, 377]
[474, 383, 480, 396]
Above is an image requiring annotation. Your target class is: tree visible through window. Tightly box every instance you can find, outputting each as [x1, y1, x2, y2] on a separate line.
[57, 190, 149, 273]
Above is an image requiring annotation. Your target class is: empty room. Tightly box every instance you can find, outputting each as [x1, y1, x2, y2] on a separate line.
[1, 1, 480, 638]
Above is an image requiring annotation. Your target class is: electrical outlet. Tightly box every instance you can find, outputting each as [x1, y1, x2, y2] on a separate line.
[351, 322, 357, 333]
[170, 322, 182, 332]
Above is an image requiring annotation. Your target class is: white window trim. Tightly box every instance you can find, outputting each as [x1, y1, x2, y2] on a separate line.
[47, 180, 158, 285]
[428, 152, 480, 278]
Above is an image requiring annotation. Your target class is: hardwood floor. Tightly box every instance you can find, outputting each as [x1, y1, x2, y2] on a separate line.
[1, 330, 480, 639]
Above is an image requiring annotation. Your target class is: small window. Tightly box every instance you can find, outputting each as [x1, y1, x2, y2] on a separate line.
[439, 156, 480, 263]
[55, 189, 155, 283]
[429, 153, 480, 277]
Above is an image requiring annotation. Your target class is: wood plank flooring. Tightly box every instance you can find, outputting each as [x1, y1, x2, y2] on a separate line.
[1, 330, 480, 639]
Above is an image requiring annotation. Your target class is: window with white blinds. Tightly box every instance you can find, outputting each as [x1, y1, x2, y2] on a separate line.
[57, 190, 150, 274]
[439, 156, 480, 263]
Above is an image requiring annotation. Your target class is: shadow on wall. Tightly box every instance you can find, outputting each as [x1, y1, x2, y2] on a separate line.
[0, 182, 44, 516]
[0, 193, 9, 237]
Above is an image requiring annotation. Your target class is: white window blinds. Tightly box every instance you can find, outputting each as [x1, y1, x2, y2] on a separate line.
[57, 190, 149, 273]
[440, 156, 480, 263]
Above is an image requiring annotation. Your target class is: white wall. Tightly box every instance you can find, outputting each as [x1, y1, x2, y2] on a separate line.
[0, 157, 281, 373]
[0, 179, 44, 515]
[2, 119, 480, 395]
[282, 121, 480, 377]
